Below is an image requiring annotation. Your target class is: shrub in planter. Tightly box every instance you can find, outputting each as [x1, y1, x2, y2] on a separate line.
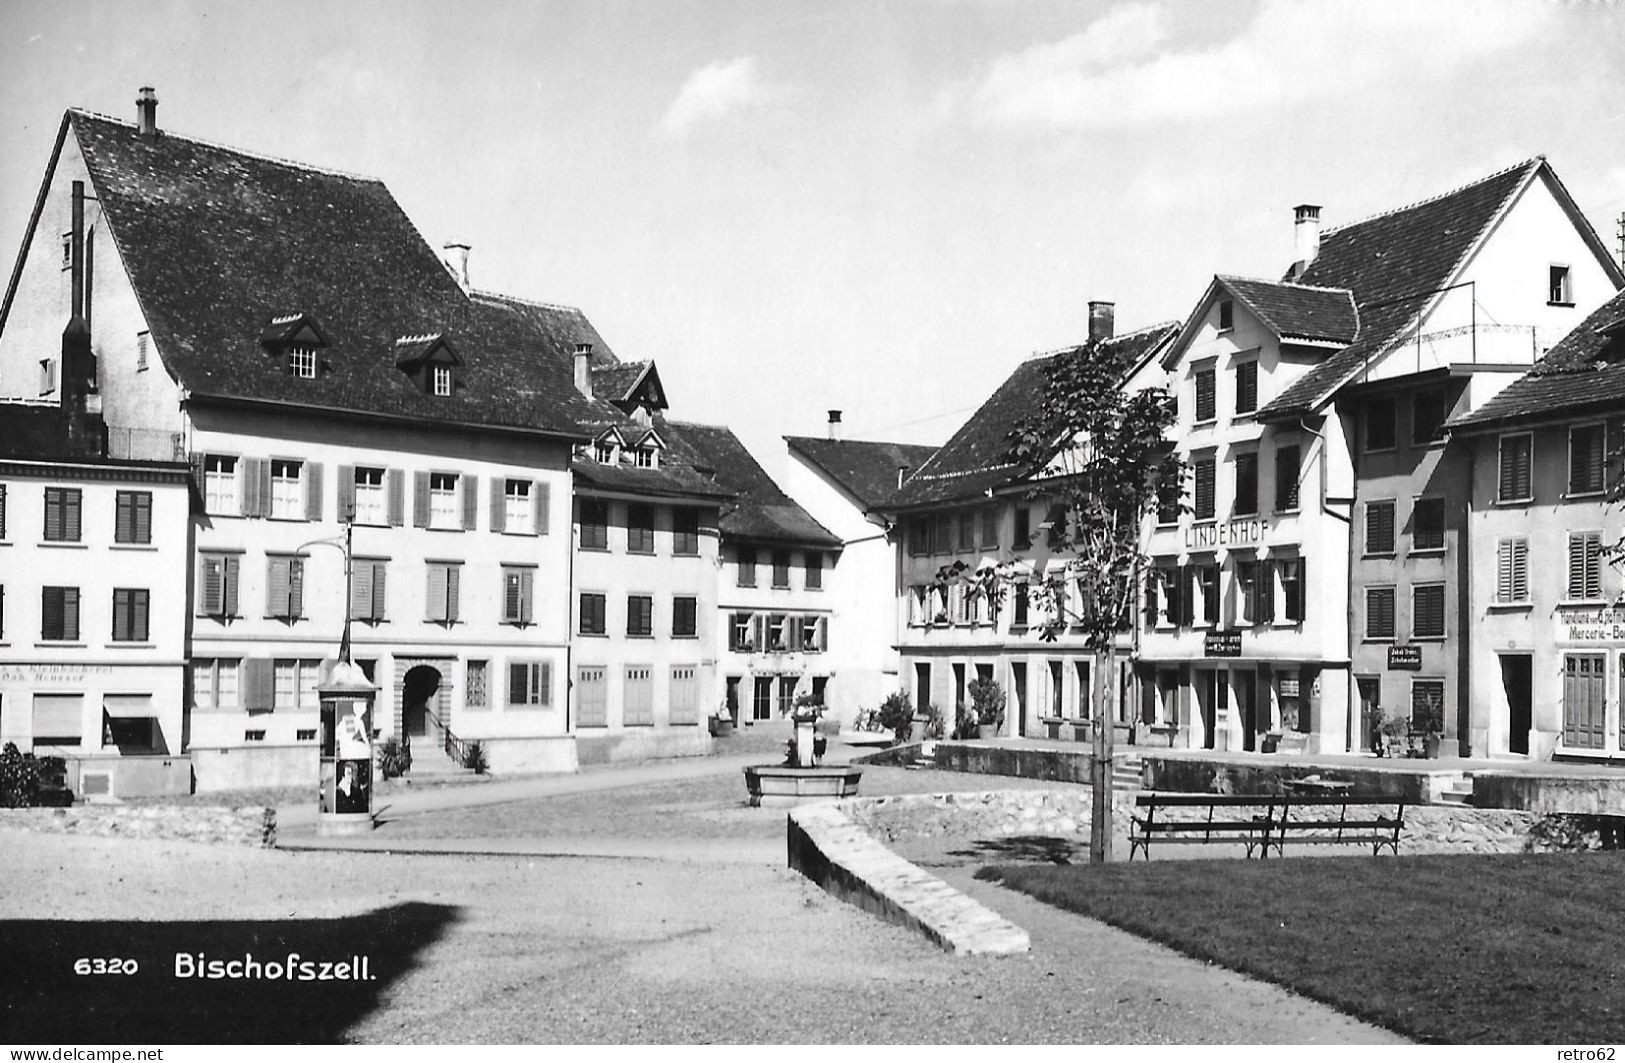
[968, 677, 1006, 735]
[377, 736, 412, 779]
[462, 740, 489, 775]
[876, 691, 914, 746]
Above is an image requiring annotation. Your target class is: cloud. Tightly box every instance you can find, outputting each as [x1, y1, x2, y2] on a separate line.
[951, 0, 1555, 133]
[658, 55, 783, 139]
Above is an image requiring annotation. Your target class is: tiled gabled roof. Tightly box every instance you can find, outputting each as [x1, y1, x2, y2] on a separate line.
[1448, 288, 1625, 432]
[64, 109, 607, 437]
[885, 322, 1179, 510]
[1258, 159, 1545, 422]
[591, 361, 653, 402]
[1218, 276, 1358, 344]
[784, 436, 939, 511]
[664, 420, 840, 547]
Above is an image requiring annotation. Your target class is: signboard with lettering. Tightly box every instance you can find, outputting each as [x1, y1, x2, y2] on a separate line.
[1387, 645, 1422, 671]
[1557, 606, 1625, 644]
[1185, 519, 1269, 552]
[1204, 630, 1242, 657]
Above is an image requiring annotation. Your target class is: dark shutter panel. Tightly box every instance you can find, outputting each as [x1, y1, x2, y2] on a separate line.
[1259, 560, 1275, 623]
[508, 663, 526, 706]
[426, 565, 447, 621]
[268, 558, 288, 618]
[372, 562, 387, 620]
[200, 557, 221, 616]
[351, 561, 370, 620]
[113, 589, 128, 640]
[337, 465, 355, 521]
[134, 590, 149, 642]
[521, 569, 534, 624]
[412, 471, 430, 528]
[135, 492, 151, 543]
[534, 482, 549, 536]
[42, 587, 62, 638]
[0, 484, 6, 538]
[239, 458, 260, 518]
[224, 556, 239, 616]
[242, 658, 273, 711]
[115, 494, 133, 543]
[44, 490, 60, 541]
[462, 475, 478, 531]
[489, 478, 506, 534]
[446, 565, 460, 622]
[257, 458, 273, 518]
[64, 587, 79, 641]
[305, 462, 323, 521]
[386, 469, 405, 526]
[66, 490, 81, 541]
[289, 558, 304, 618]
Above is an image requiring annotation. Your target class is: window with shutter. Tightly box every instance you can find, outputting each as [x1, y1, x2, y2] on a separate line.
[266, 556, 304, 620]
[1365, 587, 1395, 639]
[508, 661, 552, 709]
[1568, 532, 1603, 600]
[1234, 361, 1257, 415]
[579, 592, 607, 635]
[1412, 388, 1447, 445]
[627, 594, 653, 636]
[736, 545, 757, 586]
[112, 588, 149, 642]
[1411, 679, 1446, 731]
[502, 566, 534, 624]
[269, 460, 302, 519]
[1498, 434, 1533, 502]
[1411, 497, 1445, 551]
[1194, 365, 1216, 422]
[672, 507, 698, 554]
[1496, 538, 1529, 603]
[386, 468, 406, 526]
[1274, 444, 1300, 512]
[1193, 456, 1216, 520]
[1413, 584, 1445, 638]
[41, 586, 80, 641]
[1365, 500, 1396, 555]
[426, 562, 461, 623]
[627, 505, 655, 553]
[43, 487, 82, 542]
[114, 491, 152, 544]
[0, 484, 7, 539]
[1569, 425, 1606, 495]
[580, 499, 609, 550]
[672, 595, 697, 637]
[1233, 452, 1258, 516]
[198, 554, 239, 617]
[772, 550, 791, 587]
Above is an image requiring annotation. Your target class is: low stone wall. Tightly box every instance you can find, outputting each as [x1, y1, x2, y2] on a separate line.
[575, 728, 712, 767]
[0, 805, 276, 848]
[845, 789, 1137, 852]
[931, 743, 1094, 784]
[1472, 773, 1625, 814]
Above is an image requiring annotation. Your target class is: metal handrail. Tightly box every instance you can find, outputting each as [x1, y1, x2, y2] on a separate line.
[421, 705, 472, 769]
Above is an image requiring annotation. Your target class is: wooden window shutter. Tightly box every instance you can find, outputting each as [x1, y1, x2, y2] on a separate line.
[386, 469, 405, 526]
[242, 658, 274, 711]
[66, 490, 81, 541]
[305, 462, 324, 521]
[538, 662, 553, 706]
[268, 557, 289, 617]
[521, 569, 533, 623]
[412, 471, 431, 528]
[462, 474, 478, 531]
[224, 556, 240, 616]
[351, 561, 373, 620]
[446, 564, 460, 622]
[115, 493, 132, 543]
[257, 458, 273, 517]
[337, 464, 355, 520]
[372, 562, 387, 619]
[64, 587, 79, 640]
[534, 482, 549, 536]
[0, 484, 6, 538]
[289, 558, 304, 618]
[508, 663, 527, 706]
[200, 557, 221, 616]
[427, 565, 447, 621]
[135, 492, 151, 543]
[240, 458, 264, 518]
[113, 588, 128, 640]
[1258, 560, 1275, 623]
[1497, 540, 1513, 601]
[44, 489, 61, 541]
[133, 590, 149, 642]
[489, 478, 506, 534]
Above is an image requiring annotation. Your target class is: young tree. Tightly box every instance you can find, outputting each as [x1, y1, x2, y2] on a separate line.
[999, 341, 1182, 861]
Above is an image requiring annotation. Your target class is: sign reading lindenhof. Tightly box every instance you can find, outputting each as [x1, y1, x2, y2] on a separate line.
[1185, 519, 1267, 551]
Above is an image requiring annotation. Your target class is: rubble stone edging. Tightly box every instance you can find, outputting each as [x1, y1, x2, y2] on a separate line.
[0, 804, 277, 848]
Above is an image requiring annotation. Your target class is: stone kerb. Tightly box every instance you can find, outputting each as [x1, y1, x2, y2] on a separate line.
[842, 789, 1137, 852]
[0, 805, 276, 847]
[787, 801, 1030, 955]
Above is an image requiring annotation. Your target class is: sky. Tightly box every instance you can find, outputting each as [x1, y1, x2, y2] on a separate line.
[2, 0, 1623, 481]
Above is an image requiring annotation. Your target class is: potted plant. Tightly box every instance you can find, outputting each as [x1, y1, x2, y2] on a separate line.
[1416, 690, 1444, 758]
[968, 677, 1005, 740]
[1375, 712, 1410, 758]
[876, 690, 914, 747]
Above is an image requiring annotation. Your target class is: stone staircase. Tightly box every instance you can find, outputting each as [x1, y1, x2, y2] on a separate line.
[1112, 751, 1145, 792]
[1437, 772, 1476, 806]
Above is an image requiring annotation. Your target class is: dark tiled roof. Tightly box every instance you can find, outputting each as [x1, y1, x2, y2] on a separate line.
[783, 436, 939, 510]
[590, 361, 651, 402]
[665, 420, 840, 546]
[1219, 276, 1357, 343]
[886, 323, 1178, 509]
[1259, 159, 1542, 421]
[1448, 288, 1625, 431]
[569, 457, 734, 501]
[0, 405, 76, 458]
[69, 110, 606, 437]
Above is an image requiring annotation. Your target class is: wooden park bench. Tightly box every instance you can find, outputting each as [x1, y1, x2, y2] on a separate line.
[1128, 793, 1279, 861]
[1261, 793, 1405, 857]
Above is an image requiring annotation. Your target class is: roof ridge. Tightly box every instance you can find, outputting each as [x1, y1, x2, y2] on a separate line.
[467, 288, 585, 314]
[1030, 319, 1179, 359]
[784, 434, 936, 447]
[1319, 157, 1542, 237]
[1218, 274, 1352, 295]
[68, 107, 386, 184]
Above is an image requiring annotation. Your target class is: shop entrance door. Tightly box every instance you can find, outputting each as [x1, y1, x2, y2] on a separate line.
[1357, 677, 1381, 753]
[1500, 654, 1532, 755]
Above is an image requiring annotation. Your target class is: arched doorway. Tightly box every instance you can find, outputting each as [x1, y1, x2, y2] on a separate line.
[402, 665, 442, 741]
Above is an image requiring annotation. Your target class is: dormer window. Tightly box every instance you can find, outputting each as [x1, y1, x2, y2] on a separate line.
[289, 346, 317, 379]
[631, 429, 665, 469]
[261, 314, 330, 378]
[393, 333, 462, 396]
[595, 440, 618, 464]
[634, 447, 656, 468]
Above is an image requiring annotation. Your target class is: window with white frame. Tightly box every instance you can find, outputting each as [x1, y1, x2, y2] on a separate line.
[1278, 558, 1305, 623]
[1196, 564, 1220, 626]
[633, 446, 656, 468]
[289, 346, 317, 379]
[1237, 559, 1271, 625]
[508, 661, 553, 708]
[768, 614, 789, 652]
[272, 658, 321, 711]
[353, 467, 386, 525]
[205, 455, 239, 515]
[270, 459, 303, 519]
[502, 566, 534, 625]
[1549, 264, 1573, 306]
[431, 363, 452, 397]
[429, 472, 459, 529]
[594, 439, 617, 464]
[1495, 538, 1529, 604]
[191, 658, 239, 711]
[504, 479, 534, 534]
[1568, 532, 1603, 601]
[465, 660, 488, 710]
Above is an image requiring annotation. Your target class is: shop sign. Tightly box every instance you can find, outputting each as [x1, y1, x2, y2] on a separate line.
[0, 663, 115, 684]
[1204, 630, 1242, 657]
[1387, 645, 1422, 671]
[1558, 605, 1625, 644]
[1185, 519, 1268, 551]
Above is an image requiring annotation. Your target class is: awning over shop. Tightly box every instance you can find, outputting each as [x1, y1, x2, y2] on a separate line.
[32, 694, 84, 738]
[102, 695, 156, 718]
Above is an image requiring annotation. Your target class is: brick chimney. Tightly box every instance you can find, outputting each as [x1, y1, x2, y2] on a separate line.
[827, 409, 842, 441]
[1088, 300, 1115, 343]
[136, 87, 158, 140]
[573, 342, 593, 398]
[1290, 204, 1322, 280]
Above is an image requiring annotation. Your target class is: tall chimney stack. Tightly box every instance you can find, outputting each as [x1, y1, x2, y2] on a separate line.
[1290, 204, 1321, 280]
[573, 342, 593, 398]
[896, 464, 910, 489]
[63, 180, 97, 454]
[827, 409, 842, 441]
[1087, 300, 1115, 343]
[442, 242, 471, 290]
[136, 87, 158, 140]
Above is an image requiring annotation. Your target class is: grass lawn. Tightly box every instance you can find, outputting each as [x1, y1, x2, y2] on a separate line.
[978, 852, 1625, 1044]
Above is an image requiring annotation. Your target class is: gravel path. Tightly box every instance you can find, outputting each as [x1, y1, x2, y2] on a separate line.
[3, 778, 1405, 1044]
